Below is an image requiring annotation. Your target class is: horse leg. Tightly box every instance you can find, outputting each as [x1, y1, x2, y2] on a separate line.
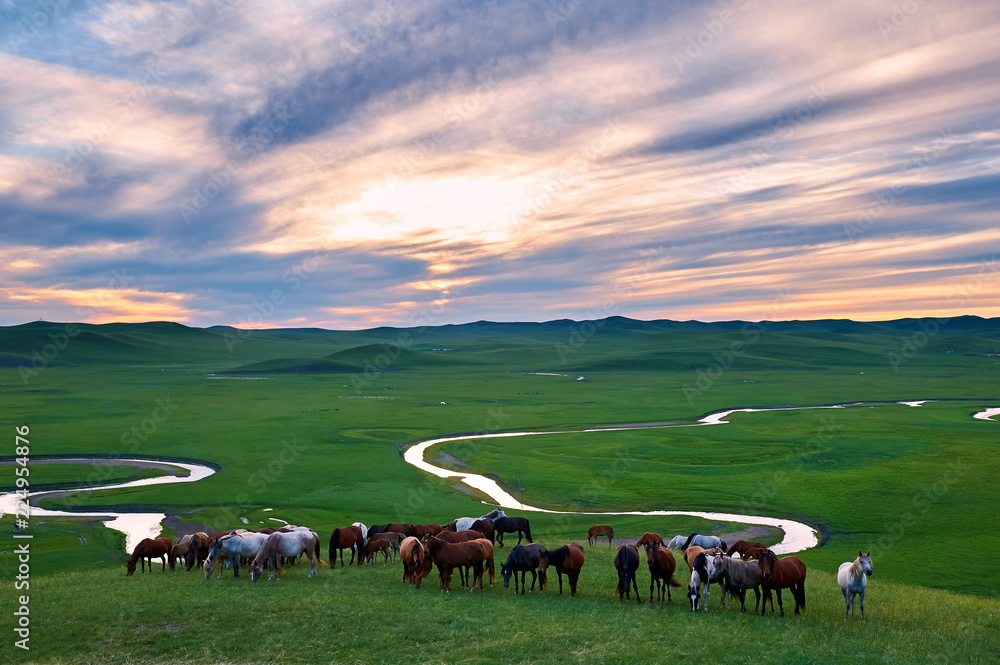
[859, 588, 865, 621]
[650, 577, 655, 603]
[633, 574, 641, 604]
[558, 571, 564, 596]
[776, 588, 785, 617]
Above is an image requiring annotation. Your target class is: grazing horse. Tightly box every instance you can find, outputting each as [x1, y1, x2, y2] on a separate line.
[400, 536, 433, 588]
[688, 551, 721, 611]
[424, 536, 487, 591]
[359, 539, 391, 565]
[250, 530, 319, 581]
[838, 551, 873, 621]
[367, 532, 405, 561]
[501, 543, 547, 594]
[711, 553, 763, 613]
[645, 544, 681, 603]
[329, 526, 364, 566]
[412, 523, 442, 538]
[665, 535, 689, 550]
[493, 516, 532, 547]
[614, 544, 641, 603]
[204, 532, 268, 579]
[470, 518, 495, 544]
[539, 543, 585, 596]
[636, 532, 665, 548]
[170, 534, 192, 571]
[436, 529, 484, 544]
[758, 549, 807, 616]
[126, 537, 173, 575]
[587, 524, 614, 547]
[727, 539, 766, 558]
[681, 533, 727, 551]
[471, 538, 496, 587]
[184, 532, 211, 571]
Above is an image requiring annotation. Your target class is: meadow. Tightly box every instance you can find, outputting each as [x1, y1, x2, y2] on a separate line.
[0, 317, 997, 663]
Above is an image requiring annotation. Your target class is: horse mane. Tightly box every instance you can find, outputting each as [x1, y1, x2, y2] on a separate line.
[681, 533, 697, 550]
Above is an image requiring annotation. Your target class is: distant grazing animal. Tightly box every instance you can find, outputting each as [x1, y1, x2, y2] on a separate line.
[126, 537, 172, 575]
[400, 537, 433, 588]
[711, 553, 763, 613]
[184, 532, 211, 571]
[449, 508, 505, 533]
[681, 533, 727, 551]
[204, 531, 268, 579]
[501, 543, 547, 594]
[636, 532, 665, 548]
[757, 549, 807, 616]
[367, 532, 405, 561]
[727, 540, 767, 558]
[359, 539, 391, 565]
[493, 516, 532, 547]
[838, 551, 873, 621]
[665, 535, 689, 550]
[436, 529, 484, 544]
[587, 524, 614, 547]
[250, 530, 319, 581]
[412, 524, 443, 539]
[539, 543, 585, 596]
[645, 544, 681, 603]
[688, 551, 721, 611]
[424, 536, 487, 591]
[329, 526, 364, 566]
[614, 544, 641, 603]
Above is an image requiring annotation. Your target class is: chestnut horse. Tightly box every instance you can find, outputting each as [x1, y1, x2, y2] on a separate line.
[412, 524, 442, 539]
[539, 543, 585, 596]
[587, 525, 614, 547]
[757, 549, 807, 616]
[636, 532, 664, 548]
[424, 536, 487, 591]
[184, 532, 211, 571]
[170, 534, 192, 571]
[435, 529, 484, 544]
[471, 538, 496, 587]
[400, 536, 433, 588]
[614, 544, 641, 603]
[329, 526, 364, 566]
[727, 540, 766, 558]
[126, 537, 172, 575]
[645, 544, 681, 603]
[359, 539, 391, 565]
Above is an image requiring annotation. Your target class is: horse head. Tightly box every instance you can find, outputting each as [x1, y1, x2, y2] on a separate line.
[126, 559, 136, 576]
[758, 549, 777, 581]
[860, 551, 873, 576]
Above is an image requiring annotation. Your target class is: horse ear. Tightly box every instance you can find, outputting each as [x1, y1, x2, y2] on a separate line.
[858, 550, 863, 558]
[865, 551, 870, 558]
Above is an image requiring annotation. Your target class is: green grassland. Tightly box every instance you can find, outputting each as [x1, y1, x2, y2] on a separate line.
[0, 317, 998, 663]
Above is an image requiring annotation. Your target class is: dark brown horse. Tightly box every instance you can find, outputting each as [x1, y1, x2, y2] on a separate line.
[424, 536, 487, 591]
[727, 540, 767, 558]
[126, 537, 173, 575]
[757, 549, 807, 616]
[400, 536, 433, 588]
[412, 523, 442, 539]
[501, 543, 547, 594]
[645, 544, 681, 603]
[470, 518, 495, 544]
[184, 532, 211, 571]
[539, 543, 585, 596]
[359, 539, 391, 565]
[329, 526, 364, 566]
[369, 523, 415, 537]
[614, 544, 641, 603]
[587, 524, 614, 547]
[435, 529, 484, 544]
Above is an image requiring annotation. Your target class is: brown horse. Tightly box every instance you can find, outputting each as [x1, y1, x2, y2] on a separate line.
[645, 544, 681, 603]
[126, 537, 173, 575]
[471, 538, 496, 587]
[370, 523, 415, 537]
[329, 526, 364, 566]
[614, 544, 641, 603]
[424, 536, 486, 591]
[400, 536, 433, 588]
[368, 532, 405, 562]
[184, 532, 211, 571]
[359, 539, 391, 565]
[470, 518, 495, 544]
[539, 543, 585, 596]
[412, 524, 442, 539]
[587, 525, 614, 547]
[742, 547, 767, 561]
[757, 549, 807, 616]
[170, 534, 192, 571]
[636, 532, 664, 548]
[727, 540, 767, 558]
[435, 529, 485, 544]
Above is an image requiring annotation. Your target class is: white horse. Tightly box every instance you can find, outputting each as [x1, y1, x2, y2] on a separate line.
[204, 532, 268, 579]
[682, 533, 727, 551]
[451, 508, 506, 532]
[250, 530, 319, 581]
[838, 551, 873, 620]
[666, 535, 688, 550]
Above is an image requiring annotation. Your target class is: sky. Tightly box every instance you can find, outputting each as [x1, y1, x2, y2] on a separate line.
[1, 0, 998, 329]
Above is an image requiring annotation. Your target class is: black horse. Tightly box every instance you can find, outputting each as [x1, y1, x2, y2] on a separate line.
[493, 516, 532, 547]
[614, 544, 641, 603]
[470, 518, 495, 544]
[501, 543, 547, 595]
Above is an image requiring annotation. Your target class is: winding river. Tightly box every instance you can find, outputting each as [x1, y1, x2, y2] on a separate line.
[2, 401, 995, 555]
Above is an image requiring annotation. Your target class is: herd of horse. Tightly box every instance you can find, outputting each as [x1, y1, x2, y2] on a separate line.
[125, 513, 872, 620]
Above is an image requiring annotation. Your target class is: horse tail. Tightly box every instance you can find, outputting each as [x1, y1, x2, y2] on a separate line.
[668, 574, 682, 588]
[719, 539, 727, 552]
[315, 535, 326, 565]
[682, 533, 697, 550]
[524, 521, 533, 544]
[330, 529, 341, 565]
